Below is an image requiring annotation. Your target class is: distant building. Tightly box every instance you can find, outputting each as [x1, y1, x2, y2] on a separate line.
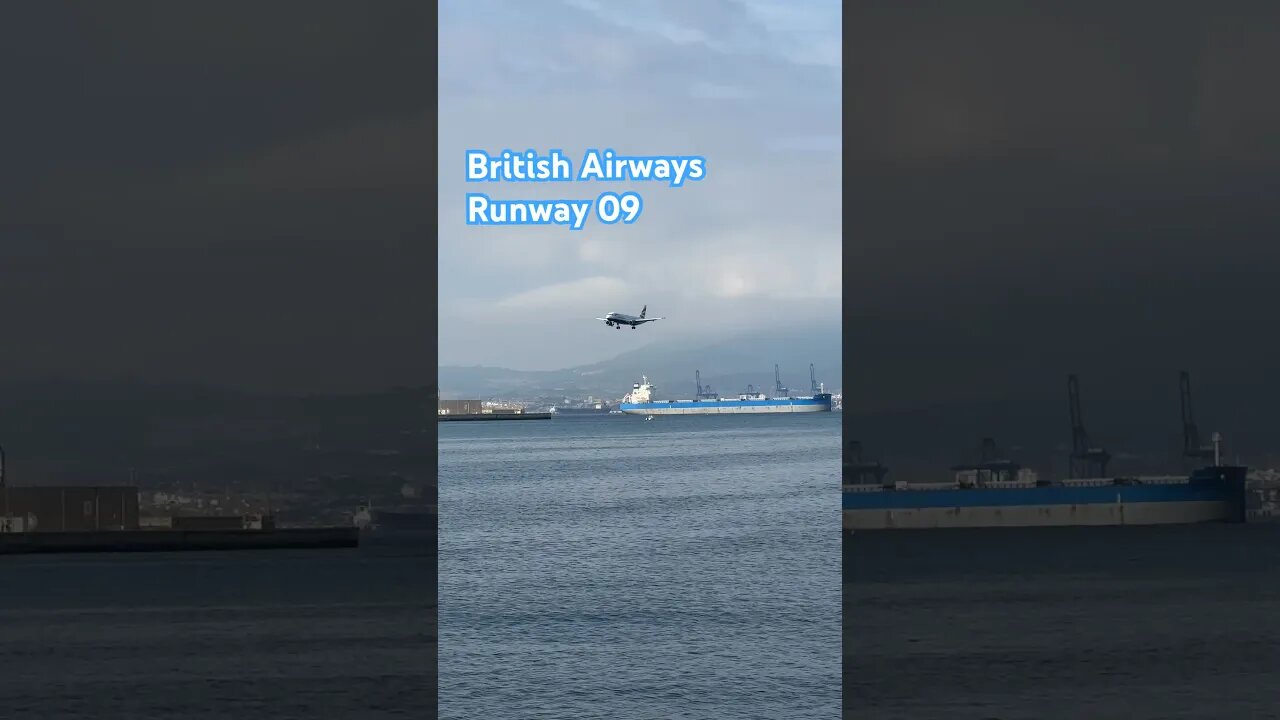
[170, 513, 275, 531]
[438, 399, 526, 415]
[0, 486, 140, 532]
[438, 399, 484, 415]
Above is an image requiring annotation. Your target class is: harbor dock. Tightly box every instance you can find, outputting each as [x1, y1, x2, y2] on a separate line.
[0, 526, 359, 554]
[0, 482, 359, 554]
[438, 399, 550, 421]
[438, 412, 551, 421]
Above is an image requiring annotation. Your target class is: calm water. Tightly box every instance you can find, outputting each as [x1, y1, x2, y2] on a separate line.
[0, 547, 436, 719]
[846, 524, 1280, 719]
[438, 413, 841, 719]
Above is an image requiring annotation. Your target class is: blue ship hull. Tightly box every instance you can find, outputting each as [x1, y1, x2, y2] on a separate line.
[843, 466, 1248, 530]
[620, 394, 832, 415]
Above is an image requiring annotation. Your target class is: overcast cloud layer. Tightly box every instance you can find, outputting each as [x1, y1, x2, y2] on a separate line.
[438, 0, 842, 370]
[0, 3, 433, 393]
[845, 4, 1280, 415]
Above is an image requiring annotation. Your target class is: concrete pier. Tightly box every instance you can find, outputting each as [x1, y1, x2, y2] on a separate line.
[0, 526, 359, 554]
[438, 412, 551, 421]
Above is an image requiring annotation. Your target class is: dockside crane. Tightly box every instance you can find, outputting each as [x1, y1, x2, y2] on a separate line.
[979, 437, 999, 464]
[774, 364, 789, 397]
[1179, 371, 1217, 463]
[810, 364, 821, 394]
[1067, 374, 1111, 478]
[695, 370, 718, 399]
[845, 440, 889, 485]
[951, 436, 1022, 484]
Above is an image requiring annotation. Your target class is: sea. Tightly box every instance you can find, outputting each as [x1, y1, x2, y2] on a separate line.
[846, 523, 1280, 719]
[0, 547, 436, 719]
[438, 412, 842, 720]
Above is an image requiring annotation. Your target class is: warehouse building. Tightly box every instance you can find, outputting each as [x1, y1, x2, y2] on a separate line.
[0, 485, 141, 532]
[438, 399, 484, 415]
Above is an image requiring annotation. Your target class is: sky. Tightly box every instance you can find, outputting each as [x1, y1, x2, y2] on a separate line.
[437, 0, 843, 370]
[0, 3, 433, 394]
[843, 4, 1280, 419]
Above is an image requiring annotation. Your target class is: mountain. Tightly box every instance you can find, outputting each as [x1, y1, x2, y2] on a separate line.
[437, 327, 842, 402]
[2, 371, 1276, 488]
[0, 379, 436, 485]
[845, 371, 1280, 481]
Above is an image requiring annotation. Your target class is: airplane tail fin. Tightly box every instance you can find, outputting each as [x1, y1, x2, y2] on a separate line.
[640, 305, 647, 319]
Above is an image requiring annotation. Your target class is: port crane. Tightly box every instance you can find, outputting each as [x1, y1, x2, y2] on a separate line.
[809, 364, 821, 394]
[695, 370, 718, 399]
[774, 364, 789, 397]
[845, 440, 889, 485]
[1179, 371, 1217, 463]
[951, 437, 1022, 484]
[1067, 374, 1111, 478]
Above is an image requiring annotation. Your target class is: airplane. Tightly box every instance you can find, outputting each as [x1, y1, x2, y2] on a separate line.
[596, 305, 665, 329]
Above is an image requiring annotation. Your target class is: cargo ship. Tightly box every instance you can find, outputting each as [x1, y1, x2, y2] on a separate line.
[842, 437, 1248, 531]
[352, 503, 436, 550]
[842, 372, 1258, 531]
[618, 371, 832, 416]
[361, 506, 435, 533]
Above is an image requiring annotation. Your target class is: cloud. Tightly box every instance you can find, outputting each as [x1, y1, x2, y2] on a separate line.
[739, 0, 842, 68]
[202, 112, 431, 193]
[619, 227, 842, 301]
[438, 0, 841, 369]
[561, 0, 747, 54]
[688, 82, 756, 101]
[768, 135, 843, 153]
[560, 0, 842, 70]
[0, 3, 435, 392]
[491, 276, 630, 311]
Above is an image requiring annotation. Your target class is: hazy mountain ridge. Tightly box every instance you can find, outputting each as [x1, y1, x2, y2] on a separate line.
[4, 362, 1276, 485]
[846, 374, 1280, 481]
[0, 379, 436, 484]
[438, 328, 843, 402]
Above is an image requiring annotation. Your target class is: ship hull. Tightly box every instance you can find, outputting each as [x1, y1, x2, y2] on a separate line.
[357, 508, 436, 551]
[843, 466, 1248, 531]
[620, 395, 832, 415]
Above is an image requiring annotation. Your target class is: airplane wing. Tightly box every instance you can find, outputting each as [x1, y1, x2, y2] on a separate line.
[636, 317, 665, 323]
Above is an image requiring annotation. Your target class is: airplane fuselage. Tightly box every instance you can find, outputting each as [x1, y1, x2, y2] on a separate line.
[599, 305, 662, 329]
[604, 312, 642, 326]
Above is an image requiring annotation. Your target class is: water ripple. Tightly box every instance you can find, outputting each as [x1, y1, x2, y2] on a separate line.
[439, 414, 840, 719]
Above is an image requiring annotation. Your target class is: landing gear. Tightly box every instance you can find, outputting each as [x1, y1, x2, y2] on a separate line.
[630, 326, 636, 329]
[615, 325, 621, 329]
